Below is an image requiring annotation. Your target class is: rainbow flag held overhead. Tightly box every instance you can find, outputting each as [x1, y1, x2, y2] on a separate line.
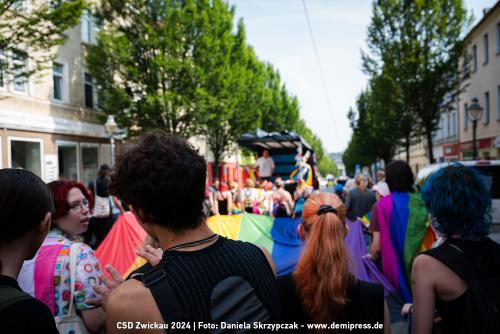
[376, 192, 436, 303]
[290, 163, 313, 187]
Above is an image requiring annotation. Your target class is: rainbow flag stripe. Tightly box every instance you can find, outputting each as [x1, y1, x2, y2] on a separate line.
[207, 214, 304, 276]
[290, 164, 313, 186]
[359, 212, 371, 228]
[377, 192, 435, 303]
[94, 212, 147, 278]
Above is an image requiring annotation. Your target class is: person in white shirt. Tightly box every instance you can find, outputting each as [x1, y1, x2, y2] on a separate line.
[255, 150, 275, 182]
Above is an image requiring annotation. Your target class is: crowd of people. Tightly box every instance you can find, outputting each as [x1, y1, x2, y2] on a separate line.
[206, 176, 313, 218]
[0, 130, 499, 334]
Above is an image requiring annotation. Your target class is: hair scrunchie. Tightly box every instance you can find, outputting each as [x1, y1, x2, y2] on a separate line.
[316, 204, 338, 216]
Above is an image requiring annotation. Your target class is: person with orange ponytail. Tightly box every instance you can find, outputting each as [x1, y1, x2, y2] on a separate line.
[278, 193, 391, 333]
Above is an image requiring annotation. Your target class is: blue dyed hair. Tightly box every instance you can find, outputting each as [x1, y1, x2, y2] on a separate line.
[421, 163, 491, 240]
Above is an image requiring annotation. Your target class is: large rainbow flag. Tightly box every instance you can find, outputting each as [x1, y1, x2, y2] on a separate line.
[376, 192, 436, 303]
[94, 213, 304, 277]
[95, 212, 395, 295]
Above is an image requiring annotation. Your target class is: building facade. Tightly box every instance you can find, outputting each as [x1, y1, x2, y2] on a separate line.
[395, 1, 500, 169]
[458, 1, 500, 160]
[0, 7, 112, 185]
[433, 107, 459, 162]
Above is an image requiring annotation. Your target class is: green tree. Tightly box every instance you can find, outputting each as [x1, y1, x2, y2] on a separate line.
[260, 64, 300, 132]
[342, 133, 375, 175]
[87, 0, 202, 138]
[0, 0, 85, 80]
[194, 1, 263, 178]
[348, 74, 404, 164]
[364, 0, 471, 163]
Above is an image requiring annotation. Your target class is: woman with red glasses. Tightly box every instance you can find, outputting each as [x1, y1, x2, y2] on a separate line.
[18, 180, 105, 333]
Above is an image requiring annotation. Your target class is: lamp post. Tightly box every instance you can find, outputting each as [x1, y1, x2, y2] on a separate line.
[466, 98, 483, 160]
[104, 115, 118, 166]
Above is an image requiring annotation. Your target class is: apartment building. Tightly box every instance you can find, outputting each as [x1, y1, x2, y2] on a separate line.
[458, 1, 500, 160]
[0, 8, 112, 185]
[395, 1, 500, 170]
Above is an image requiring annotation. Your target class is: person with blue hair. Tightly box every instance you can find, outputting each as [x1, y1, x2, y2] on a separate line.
[411, 163, 500, 334]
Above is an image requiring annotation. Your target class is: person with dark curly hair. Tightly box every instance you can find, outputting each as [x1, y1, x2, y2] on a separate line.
[104, 131, 280, 333]
[411, 163, 500, 334]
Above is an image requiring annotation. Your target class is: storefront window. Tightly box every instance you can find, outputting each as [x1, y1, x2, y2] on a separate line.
[81, 144, 99, 186]
[10, 140, 42, 177]
[57, 142, 78, 181]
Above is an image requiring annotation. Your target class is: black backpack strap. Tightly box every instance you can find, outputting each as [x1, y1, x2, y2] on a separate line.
[0, 285, 33, 312]
[425, 243, 478, 284]
[141, 265, 187, 331]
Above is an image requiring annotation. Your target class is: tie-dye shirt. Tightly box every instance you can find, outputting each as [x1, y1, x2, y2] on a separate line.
[18, 229, 103, 316]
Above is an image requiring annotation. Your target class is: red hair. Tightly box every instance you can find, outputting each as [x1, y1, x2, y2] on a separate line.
[48, 181, 94, 220]
[293, 193, 353, 324]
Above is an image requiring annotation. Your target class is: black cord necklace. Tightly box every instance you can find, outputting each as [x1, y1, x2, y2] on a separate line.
[165, 234, 219, 252]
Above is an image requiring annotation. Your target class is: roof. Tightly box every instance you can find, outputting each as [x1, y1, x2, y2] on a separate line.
[237, 129, 313, 153]
[464, 0, 500, 42]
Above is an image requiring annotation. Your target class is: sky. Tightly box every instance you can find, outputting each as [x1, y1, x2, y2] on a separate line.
[227, 0, 497, 153]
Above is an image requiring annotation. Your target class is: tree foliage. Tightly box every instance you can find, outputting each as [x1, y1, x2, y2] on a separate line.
[0, 0, 85, 80]
[362, 0, 471, 163]
[87, 0, 202, 138]
[88, 0, 336, 176]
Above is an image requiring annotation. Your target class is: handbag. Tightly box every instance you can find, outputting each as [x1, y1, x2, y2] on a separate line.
[93, 179, 110, 218]
[55, 243, 90, 334]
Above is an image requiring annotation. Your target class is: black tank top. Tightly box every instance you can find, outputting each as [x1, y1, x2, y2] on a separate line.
[425, 238, 500, 334]
[148, 237, 280, 325]
[278, 275, 384, 333]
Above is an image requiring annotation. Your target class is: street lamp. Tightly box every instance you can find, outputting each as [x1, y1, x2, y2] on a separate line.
[466, 98, 483, 160]
[104, 115, 118, 166]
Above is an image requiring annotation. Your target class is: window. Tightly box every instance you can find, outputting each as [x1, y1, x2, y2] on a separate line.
[57, 142, 78, 181]
[81, 9, 92, 43]
[464, 103, 468, 130]
[446, 112, 451, 138]
[497, 86, 500, 121]
[496, 22, 500, 54]
[484, 92, 490, 125]
[0, 49, 5, 88]
[12, 50, 27, 92]
[81, 144, 99, 186]
[472, 45, 477, 72]
[483, 34, 489, 64]
[451, 111, 457, 136]
[53, 62, 64, 101]
[10, 139, 42, 177]
[84, 73, 94, 108]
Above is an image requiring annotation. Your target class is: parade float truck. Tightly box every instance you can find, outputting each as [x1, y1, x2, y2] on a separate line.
[237, 129, 319, 192]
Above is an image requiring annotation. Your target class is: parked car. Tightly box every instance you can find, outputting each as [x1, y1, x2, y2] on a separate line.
[416, 160, 500, 227]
